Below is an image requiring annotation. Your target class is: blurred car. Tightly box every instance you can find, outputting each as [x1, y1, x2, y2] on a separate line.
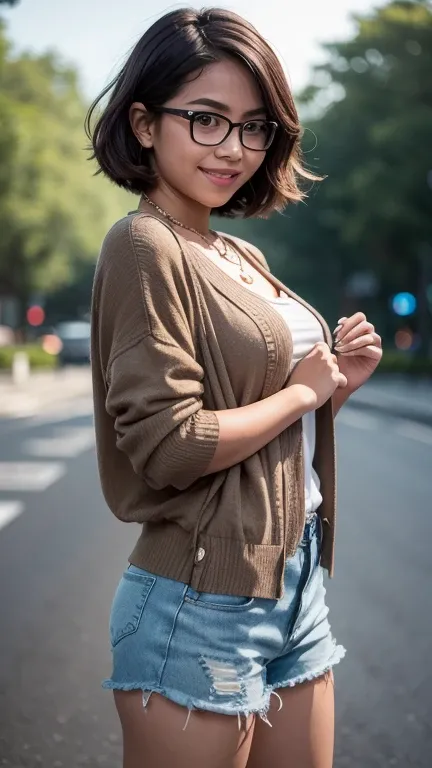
[55, 321, 91, 366]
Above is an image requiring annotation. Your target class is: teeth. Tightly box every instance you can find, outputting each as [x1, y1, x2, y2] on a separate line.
[205, 171, 234, 178]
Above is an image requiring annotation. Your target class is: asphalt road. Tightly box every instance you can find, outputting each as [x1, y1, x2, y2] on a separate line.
[0, 398, 431, 767]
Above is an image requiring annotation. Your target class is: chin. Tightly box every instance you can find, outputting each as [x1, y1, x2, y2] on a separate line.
[191, 186, 241, 211]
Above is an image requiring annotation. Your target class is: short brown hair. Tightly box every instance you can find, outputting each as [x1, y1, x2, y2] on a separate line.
[85, 7, 320, 218]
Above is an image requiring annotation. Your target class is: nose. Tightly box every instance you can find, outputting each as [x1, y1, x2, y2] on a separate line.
[214, 127, 243, 161]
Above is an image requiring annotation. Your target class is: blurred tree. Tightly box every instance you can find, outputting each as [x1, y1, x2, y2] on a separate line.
[0, 21, 131, 332]
[222, 1, 432, 348]
[0, 1, 20, 6]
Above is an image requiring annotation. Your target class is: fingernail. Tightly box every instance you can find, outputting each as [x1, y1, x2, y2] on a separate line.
[333, 325, 342, 336]
[338, 317, 347, 324]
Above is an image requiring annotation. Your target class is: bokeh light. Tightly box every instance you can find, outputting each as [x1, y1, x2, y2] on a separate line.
[27, 305, 45, 327]
[41, 334, 63, 355]
[395, 328, 414, 350]
[391, 292, 417, 316]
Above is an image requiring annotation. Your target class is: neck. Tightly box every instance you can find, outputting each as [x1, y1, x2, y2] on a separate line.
[140, 184, 211, 234]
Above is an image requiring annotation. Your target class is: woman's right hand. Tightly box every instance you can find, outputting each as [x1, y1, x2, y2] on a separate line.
[288, 342, 348, 411]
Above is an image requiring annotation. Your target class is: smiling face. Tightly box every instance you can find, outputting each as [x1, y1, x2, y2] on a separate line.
[130, 57, 270, 217]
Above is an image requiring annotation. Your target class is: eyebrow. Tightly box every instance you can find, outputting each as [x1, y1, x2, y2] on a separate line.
[186, 98, 267, 118]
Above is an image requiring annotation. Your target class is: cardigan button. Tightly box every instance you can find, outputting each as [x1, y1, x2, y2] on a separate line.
[195, 547, 206, 563]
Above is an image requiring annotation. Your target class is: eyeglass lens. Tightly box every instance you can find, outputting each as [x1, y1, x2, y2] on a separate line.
[192, 114, 273, 150]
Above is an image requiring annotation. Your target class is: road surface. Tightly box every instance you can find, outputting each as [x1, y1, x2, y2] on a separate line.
[0, 388, 431, 767]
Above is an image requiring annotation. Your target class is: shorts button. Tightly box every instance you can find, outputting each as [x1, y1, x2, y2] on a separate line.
[195, 547, 206, 563]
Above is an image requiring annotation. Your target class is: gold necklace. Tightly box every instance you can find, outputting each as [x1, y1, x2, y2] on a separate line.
[141, 194, 254, 285]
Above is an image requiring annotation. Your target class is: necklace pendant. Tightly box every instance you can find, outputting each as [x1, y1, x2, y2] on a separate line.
[240, 271, 254, 285]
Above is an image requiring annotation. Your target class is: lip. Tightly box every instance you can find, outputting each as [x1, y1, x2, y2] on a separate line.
[198, 167, 242, 187]
[200, 168, 242, 175]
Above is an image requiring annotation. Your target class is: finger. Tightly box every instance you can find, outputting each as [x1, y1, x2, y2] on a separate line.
[340, 345, 383, 360]
[333, 312, 366, 340]
[335, 333, 376, 353]
[338, 373, 348, 388]
[333, 317, 348, 335]
[314, 341, 331, 352]
[335, 320, 374, 345]
[371, 331, 382, 348]
[312, 342, 332, 359]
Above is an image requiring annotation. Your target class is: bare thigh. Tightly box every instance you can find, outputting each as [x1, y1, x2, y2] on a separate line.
[247, 673, 335, 768]
[114, 690, 256, 768]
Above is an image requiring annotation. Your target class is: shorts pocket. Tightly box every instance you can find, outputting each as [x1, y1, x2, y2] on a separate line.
[110, 570, 156, 647]
[184, 587, 254, 612]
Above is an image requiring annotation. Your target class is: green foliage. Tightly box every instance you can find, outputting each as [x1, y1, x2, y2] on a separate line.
[1, 2, 431, 355]
[0, 20, 132, 325]
[0, 344, 57, 369]
[378, 349, 432, 375]
[222, 1, 432, 348]
[303, 1, 432, 267]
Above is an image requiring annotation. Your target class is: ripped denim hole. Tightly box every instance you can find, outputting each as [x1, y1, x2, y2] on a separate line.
[200, 657, 242, 696]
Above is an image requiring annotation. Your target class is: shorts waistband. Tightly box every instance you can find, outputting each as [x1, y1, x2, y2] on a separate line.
[305, 510, 318, 524]
[301, 511, 320, 543]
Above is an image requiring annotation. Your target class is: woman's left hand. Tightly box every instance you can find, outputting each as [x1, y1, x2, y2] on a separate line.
[333, 312, 383, 393]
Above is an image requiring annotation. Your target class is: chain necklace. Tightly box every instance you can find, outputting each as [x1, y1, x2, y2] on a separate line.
[141, 194, 254, 285]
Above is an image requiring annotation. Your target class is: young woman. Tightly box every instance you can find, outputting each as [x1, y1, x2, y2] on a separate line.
[87, 7, 382, 767]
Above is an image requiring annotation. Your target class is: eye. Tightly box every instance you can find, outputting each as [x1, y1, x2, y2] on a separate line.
[243, 120, 266, 134]
[195, 113, 220, 128]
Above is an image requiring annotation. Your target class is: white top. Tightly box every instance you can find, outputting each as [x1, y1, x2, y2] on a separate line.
[264, 292, 324, 514]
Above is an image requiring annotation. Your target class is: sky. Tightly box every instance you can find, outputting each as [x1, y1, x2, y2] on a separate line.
[3, 0, 386, 99]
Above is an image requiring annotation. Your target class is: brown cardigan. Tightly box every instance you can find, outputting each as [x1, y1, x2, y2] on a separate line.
[90, 212, 337, 599]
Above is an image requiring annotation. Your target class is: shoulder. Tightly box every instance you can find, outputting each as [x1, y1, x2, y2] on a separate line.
[95, 213, 189, 297]
[93, 213, 193, 330]
[101, 212, 184, 268]
[218, 231, 271, 272]
[92, 214, 196, 354]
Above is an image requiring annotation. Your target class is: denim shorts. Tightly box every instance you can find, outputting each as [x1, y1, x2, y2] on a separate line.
[103, 514, 345, 725]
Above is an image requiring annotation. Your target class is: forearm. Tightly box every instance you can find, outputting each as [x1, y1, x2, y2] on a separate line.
[203, 385, 313, 475]
[332, 387, 352, 416]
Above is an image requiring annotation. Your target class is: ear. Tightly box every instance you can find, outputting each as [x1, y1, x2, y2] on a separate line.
[129, 102, 155, 149]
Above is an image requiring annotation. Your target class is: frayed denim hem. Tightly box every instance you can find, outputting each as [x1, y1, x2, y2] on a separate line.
[102, 679, 283, 730]
[101, 643, 346, 730]
[270, 642, 346, 691]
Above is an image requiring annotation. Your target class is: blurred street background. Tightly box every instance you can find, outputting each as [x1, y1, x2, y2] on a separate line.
[0, 0, 431, 766]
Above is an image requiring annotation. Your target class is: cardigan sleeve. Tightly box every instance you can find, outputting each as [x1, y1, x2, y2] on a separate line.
[105, 336, 219, 491]
[99, 214, 220, 491]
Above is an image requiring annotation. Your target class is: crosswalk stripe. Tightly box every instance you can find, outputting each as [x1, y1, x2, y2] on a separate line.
[0, 501, 25, 532]
[28, 398, 94, 427]
[24, 427, 95, 458]
[0, 462, 65, 491]
[395, 421, 432, 446]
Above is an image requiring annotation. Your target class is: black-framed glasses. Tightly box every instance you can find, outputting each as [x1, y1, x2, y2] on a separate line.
[153, 107, 278, 151]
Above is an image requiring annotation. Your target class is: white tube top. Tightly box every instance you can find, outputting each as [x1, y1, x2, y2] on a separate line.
[264, 292, 324, 514]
